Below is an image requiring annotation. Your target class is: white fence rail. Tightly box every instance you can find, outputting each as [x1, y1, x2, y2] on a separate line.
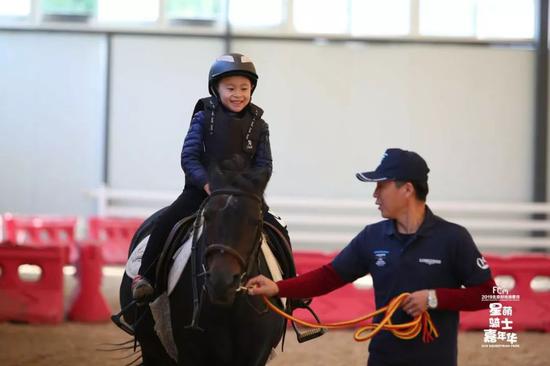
[88, 185, 550, 251]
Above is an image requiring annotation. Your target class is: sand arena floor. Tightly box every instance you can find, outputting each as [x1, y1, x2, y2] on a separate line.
[1, 323, 549, 366]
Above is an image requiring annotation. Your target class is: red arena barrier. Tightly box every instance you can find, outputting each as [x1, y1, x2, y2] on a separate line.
[87, 217, 143, 265]
[292, 251, 376, 325]
[0, 244, 65, 324]
[498, 254, 550, 331]
[67, 244, 111, 322]
[2, 213, 78, 263]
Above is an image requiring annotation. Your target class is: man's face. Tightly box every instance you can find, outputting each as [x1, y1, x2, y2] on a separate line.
[372, 180, 410, 219]
[217, 75, 252, 113]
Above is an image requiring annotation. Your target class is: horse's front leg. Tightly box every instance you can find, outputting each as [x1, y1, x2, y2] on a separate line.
[246, 342, 277, 366]
[175, 330, 206, 366]
[234, 298, 285, 366]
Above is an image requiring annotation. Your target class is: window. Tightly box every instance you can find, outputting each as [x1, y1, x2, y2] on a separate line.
[0, 0, 31, 17]
[351, 0, 410, 36]
[97, 0, 159, 23]
[419, 0, 535, 39]
[229, 0, 284, 28]
[0, 0, 535, 41]
[165, 0, 220, 21]
[293, 0, 348, 34]
[476, 0, 534, 39]
[419, 0, 476, 37]
[42, 0, 95, 16]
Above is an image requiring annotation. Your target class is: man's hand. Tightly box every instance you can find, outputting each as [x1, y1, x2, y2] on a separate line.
[402, 290, 429, 317]
[204, 183, 211, 195]
[245, 275, 279, 297]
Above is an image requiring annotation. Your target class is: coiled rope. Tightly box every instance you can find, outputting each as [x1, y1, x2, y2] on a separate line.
[262, 292, 439, 343]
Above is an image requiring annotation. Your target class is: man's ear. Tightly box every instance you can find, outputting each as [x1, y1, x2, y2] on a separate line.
[404, 182, 415, 198]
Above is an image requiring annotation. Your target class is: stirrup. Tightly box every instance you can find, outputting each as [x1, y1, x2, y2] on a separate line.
[291, 304, 326, 343]
[111, 300, 137, 336]
[290, 298, 312, 309]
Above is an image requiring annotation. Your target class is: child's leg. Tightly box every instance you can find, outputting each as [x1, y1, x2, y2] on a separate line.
[138, 186, 207, 282]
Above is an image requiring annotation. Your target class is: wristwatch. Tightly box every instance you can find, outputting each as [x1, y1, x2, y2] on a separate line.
[427, 289, 438, 309]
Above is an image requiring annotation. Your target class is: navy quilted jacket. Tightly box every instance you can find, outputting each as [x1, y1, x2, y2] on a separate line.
[181, 111, 273, 189]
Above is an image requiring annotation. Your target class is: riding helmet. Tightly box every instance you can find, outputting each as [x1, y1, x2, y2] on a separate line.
[208, 53, 258, 96]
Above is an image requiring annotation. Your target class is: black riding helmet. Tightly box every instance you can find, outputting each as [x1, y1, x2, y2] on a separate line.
[208, 53, 258, 97]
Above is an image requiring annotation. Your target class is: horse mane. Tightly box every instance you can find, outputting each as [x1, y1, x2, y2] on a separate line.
[209, 155, 270, 196]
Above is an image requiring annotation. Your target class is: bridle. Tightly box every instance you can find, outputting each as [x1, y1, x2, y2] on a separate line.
[203, 189, 264, 285]
[186, 188, 264, 331]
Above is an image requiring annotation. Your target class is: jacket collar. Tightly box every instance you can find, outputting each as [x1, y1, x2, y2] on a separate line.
[384, 205, 436, 238]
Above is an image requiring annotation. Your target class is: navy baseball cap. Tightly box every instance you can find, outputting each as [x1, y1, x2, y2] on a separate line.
[356, 148, 430, 183]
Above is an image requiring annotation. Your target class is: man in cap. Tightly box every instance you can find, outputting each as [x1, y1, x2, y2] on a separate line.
[246, 148, 495, 366]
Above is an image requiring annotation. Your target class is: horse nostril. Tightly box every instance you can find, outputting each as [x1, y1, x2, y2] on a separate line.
[232, 274, 241, 286]
[208, 270, 241, 290]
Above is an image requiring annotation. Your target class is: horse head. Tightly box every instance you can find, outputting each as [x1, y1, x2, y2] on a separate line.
[200, 156, 270, 306]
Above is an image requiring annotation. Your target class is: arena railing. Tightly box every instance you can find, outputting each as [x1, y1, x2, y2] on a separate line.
[87, 186, 550, 252]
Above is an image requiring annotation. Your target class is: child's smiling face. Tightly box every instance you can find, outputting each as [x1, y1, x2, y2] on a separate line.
[217, 75, 252, 113]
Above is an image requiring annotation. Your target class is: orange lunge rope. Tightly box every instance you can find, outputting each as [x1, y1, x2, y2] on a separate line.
[262, 292, 439, 343]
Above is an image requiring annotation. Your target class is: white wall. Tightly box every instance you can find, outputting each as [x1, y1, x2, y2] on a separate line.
[0, 31, 106, 215]
[0, 31, 538, 216]
[108, 35, 224, 191]
[235, 41, 534, 202]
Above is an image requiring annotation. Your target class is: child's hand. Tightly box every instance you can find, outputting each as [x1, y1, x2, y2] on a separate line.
[204, 183, 211, 195]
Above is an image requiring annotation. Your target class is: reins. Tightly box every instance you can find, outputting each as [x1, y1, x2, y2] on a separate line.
[261, 292, 439, 343]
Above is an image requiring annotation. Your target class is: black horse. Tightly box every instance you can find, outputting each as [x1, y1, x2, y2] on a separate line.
[116, 160, 289, 365]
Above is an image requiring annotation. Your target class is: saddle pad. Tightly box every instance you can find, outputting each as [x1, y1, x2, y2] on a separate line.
[260, 234, 286, 308]
[124, 226, 198, 295]
[125, 235, 150, 279]
[167, 227, 198, 295]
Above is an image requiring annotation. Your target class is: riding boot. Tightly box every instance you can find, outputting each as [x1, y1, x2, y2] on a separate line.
[132, 275, 155, 305]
